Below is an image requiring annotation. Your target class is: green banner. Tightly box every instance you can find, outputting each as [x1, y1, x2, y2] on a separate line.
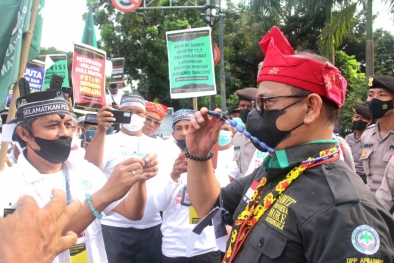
[42, 54, 69, 90]
[166, 27, 216, 99]
[0, 0, 32, 108]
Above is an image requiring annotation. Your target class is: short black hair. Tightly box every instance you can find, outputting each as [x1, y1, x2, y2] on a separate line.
[12, 119, 35, 148]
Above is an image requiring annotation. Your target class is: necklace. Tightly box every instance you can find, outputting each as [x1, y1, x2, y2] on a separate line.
[223, 146, 340, 263]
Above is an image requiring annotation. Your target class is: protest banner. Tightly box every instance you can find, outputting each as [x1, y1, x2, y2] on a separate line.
[42, 54, 69, 90]
[166, 27, 216, 99]
[110, 57, 125, 88]
[7, 59, 45, 106]
[72, 43, 106, 113]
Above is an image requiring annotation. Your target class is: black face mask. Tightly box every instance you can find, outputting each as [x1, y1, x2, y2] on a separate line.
[368, 98, 394, 119]
[246, 99, 305, 151]
[175, 139, 187, 151]
[32, 136, 72, 164]
[239, 109, 251, 124]
[353, 119, 368, 131]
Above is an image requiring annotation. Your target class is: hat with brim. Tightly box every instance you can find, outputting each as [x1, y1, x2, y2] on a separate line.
[368, 75, 394, 94]
[83, 113, 98, 126]
[236, 88, 258, 101]
[352, 104, 372, 120]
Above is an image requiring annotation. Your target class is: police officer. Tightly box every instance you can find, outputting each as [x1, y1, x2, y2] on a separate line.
[361, 75, 394, 194]
[230, 88, 257, 180]
[345, 105, 373, 183]
[186, 27, 394, 262]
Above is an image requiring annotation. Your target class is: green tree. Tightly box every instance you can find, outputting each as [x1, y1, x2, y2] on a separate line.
[335, 50, 367, 132]
[93, 0, 277, 110]
[374, 29, 394, 76]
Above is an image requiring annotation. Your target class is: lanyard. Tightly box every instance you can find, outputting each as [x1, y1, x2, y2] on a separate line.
[62, 165, 71, 205]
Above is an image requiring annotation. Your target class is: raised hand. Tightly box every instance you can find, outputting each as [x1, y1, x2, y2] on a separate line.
[187, 107, 225, 158]
[142, 153, 159, 179]
[170, 153, 188, 182]
[104, 157, 146, 201]
[96, 106, 116, 132]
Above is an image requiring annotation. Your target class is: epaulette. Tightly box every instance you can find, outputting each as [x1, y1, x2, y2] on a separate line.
[322, 161, 359, 205]
[365, 124, 376, 130]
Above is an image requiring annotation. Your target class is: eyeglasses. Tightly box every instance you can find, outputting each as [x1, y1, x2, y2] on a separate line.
[255, 95, 308, 114]
[145, 117, 161, 126]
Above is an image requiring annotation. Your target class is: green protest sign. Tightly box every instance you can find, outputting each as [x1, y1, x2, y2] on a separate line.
[42, 54, 69, 90]
[166, 27, 216, 99]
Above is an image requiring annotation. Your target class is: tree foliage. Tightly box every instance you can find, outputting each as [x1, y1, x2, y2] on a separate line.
[335, 50, 367, 132]
[92, 0, 280, 110]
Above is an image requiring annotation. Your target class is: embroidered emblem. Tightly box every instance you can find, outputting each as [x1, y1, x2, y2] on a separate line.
[382, 104, 388, 110]
[21, 98, 27, 105]
[368, 77, 373, 86]
[351, 225, 380, 255]
[324, 75, 332, 90]
[81, 179, 92, 190]
[361, 151, 367, 158]
[268, 67, 278, 75]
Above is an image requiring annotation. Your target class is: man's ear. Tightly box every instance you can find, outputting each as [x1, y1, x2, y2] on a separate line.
[303, 94, 323, 125]
[15, 126, 31, 144]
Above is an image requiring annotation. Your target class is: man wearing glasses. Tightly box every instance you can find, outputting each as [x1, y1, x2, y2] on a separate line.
[185, 27, 394, 262]
[143, 102, 168, 139]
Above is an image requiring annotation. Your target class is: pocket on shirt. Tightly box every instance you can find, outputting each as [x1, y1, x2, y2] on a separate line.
[232, 147, 241, 162]
[243, 223, 287, 262]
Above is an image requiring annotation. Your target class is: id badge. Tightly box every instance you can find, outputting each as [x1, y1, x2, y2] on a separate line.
[70, 243, 88, 263]
[189, 206, 200, 224]
[181, 185, 191, 206]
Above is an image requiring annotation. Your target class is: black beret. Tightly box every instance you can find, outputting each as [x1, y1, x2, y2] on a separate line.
[84, 113, 98, 125]
[352, 104, 372, 120]
[236, 87, 258, 101]
[368, 75, 394, 94]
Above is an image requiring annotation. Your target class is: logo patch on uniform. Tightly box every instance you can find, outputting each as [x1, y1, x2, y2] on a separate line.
[351, 225, 380, 255]
[81, 179, 92, 190]
[361, 151, 367, 158]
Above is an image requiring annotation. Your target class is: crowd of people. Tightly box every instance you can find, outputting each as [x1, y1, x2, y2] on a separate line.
[1, 26, 394, 263]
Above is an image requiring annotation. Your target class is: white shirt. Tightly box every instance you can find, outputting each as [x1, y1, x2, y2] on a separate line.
[105, 89, 123, 106]
[0, 153, 121, 263]
[68, 147, 86, 164]
[154, 143, 218, 258]
[215, 146, 234, 187]
[101, 132, 165, 228]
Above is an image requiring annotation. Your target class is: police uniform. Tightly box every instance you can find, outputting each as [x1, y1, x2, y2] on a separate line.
[220, 142, 394, 262]
[361, 124, 394, 194]
[231, 132, 256, 179]
[345, 132, 365, 176]
[376, 156, 394, 212]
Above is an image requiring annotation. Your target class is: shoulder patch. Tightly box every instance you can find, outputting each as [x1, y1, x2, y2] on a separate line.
[365, 124, 375, 130]
[351, 225, 380, 255]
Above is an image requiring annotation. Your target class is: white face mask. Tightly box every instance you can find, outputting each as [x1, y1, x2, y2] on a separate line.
[71, 132, 78, 147]
[123, 114, 145, 132]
